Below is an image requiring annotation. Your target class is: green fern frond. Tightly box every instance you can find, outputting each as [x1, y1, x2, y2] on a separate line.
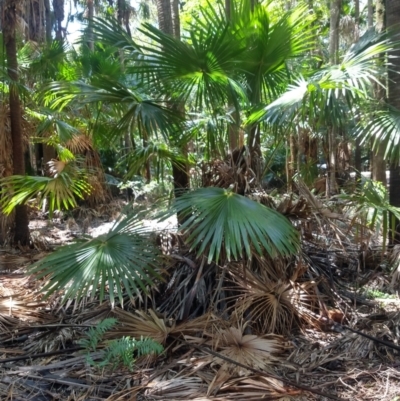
[99, 336, 164, 371]
[78, 318, 118, 352]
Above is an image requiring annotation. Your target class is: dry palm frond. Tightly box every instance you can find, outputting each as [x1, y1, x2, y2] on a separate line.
[208, 325, 288, 375]
[203, 323, 289, 396]
[390, 244, 400, 289]
[228, 264, 319, 335]
[145, 376, 206, 399]
[65, 134, 93, 155]
[108, 308, 173, 344]
[218, 375, 300, 400]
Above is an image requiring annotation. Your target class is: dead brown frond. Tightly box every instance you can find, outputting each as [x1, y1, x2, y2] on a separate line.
[144, 375, 206, 399]
[209, 325, 288, 373]
[108, 308, 173, 345]
[390, 245, 400, 290]
[217, 375, 301, 400]
[228, 264, 320, 335]
[201, 323, 289, 396]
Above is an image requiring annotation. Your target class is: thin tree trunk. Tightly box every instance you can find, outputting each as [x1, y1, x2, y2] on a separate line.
[44, 0, 52, 43]
[156, 0, 189, 213]
[52, 0, 64, 40]
[3, 0, 30, 245]
[287, 134, 297, 192]
[367, 0, 373, 28]
[387, 0, 400, 243]
[371, 0, 386, 185]
[87, 0, 94, 51]
[354, 0, 362, 182]
[327, 0, 341, 197]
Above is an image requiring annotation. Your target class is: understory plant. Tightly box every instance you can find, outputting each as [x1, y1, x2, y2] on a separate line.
[79, 318, 164, 371]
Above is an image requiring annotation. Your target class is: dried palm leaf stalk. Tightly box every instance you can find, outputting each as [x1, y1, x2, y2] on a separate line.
[228, 264, 319, 334]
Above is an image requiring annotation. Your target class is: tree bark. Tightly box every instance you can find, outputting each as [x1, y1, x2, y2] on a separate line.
[44, 0, 52, 43]
[387, 0, 400, 243]
[3, 0, 30, 245]
[52, 0, 64, 40]
[327, 0, 341, 197]
[87, 0, 94, 51]
[371, 0, 387, 185]
[156, 0, 189, 209]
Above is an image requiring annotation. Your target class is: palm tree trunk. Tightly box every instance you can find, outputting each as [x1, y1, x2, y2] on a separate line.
[156, 0, 189, 205]
[3, 0, 30, 245]
[387, 0, 400, 243]
[371, 0, 387, 185]
[44, 0, 52, 43]
[326, 0, 341, 197]
[156, 0, 173, 35]
[87, 0, 94, 51]
[52, 0, 64, 40]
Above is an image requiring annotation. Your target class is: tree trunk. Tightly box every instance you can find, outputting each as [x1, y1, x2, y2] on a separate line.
[387, 0, 400, 243]
[44, 0, 52, 43]
[371, 0, 387, 185]
[156, 0, 189, 209]
[354, 0, 362, 182]
[87, 0, 94, 51]
[156, 0, 173, 35]
[3, 0, 30, 246]
[52, 0, 64, 40]
[327, 0, 341, 197]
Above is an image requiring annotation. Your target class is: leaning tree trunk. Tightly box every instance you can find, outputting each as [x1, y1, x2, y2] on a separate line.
[3, 0, 30, 246]
[387, 0, 400, 243]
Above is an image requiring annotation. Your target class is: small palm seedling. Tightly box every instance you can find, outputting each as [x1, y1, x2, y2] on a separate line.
[336, 179, 400, 251]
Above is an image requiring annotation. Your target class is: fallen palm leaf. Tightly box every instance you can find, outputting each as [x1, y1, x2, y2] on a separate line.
[109, 308, 173, 345]
[228, 264, 319, 334]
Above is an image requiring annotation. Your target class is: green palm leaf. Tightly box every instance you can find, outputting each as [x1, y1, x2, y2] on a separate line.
[0, 161, 91, 217]
[28, 213, 162, 307]
[357, 105, 400, 164]
[163, 187, 299, 262]
[248, 27, 399, 127]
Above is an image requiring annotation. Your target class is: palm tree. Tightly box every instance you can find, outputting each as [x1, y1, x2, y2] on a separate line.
[1, 0, 30, 245]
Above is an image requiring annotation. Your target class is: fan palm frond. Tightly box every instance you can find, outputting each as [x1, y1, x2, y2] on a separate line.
[108, 308, 172, 344]
[162, 187, 299, 263]
[248, 27, 400, 127]
[0, 160, 91, 217]
[357, 105, 400, 164]
[27, 213, 162, 307]
[124, 142, 188, 179]
[229, 264, 319, 334]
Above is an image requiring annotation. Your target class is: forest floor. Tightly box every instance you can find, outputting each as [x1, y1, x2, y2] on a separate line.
[1, 200, 400, 401]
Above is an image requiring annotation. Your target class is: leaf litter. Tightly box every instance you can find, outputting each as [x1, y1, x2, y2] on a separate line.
[1, 192, 400, 401]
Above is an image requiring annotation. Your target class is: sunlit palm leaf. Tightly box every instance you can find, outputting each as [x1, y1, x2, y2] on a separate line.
[0, 162, 91, 217]
[357, 105, 400, 164]
[248, 28, 400, 127]
[163, 187, 299, 262]
[124, 142, 188, 179]
[28, 213, 162, 307]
